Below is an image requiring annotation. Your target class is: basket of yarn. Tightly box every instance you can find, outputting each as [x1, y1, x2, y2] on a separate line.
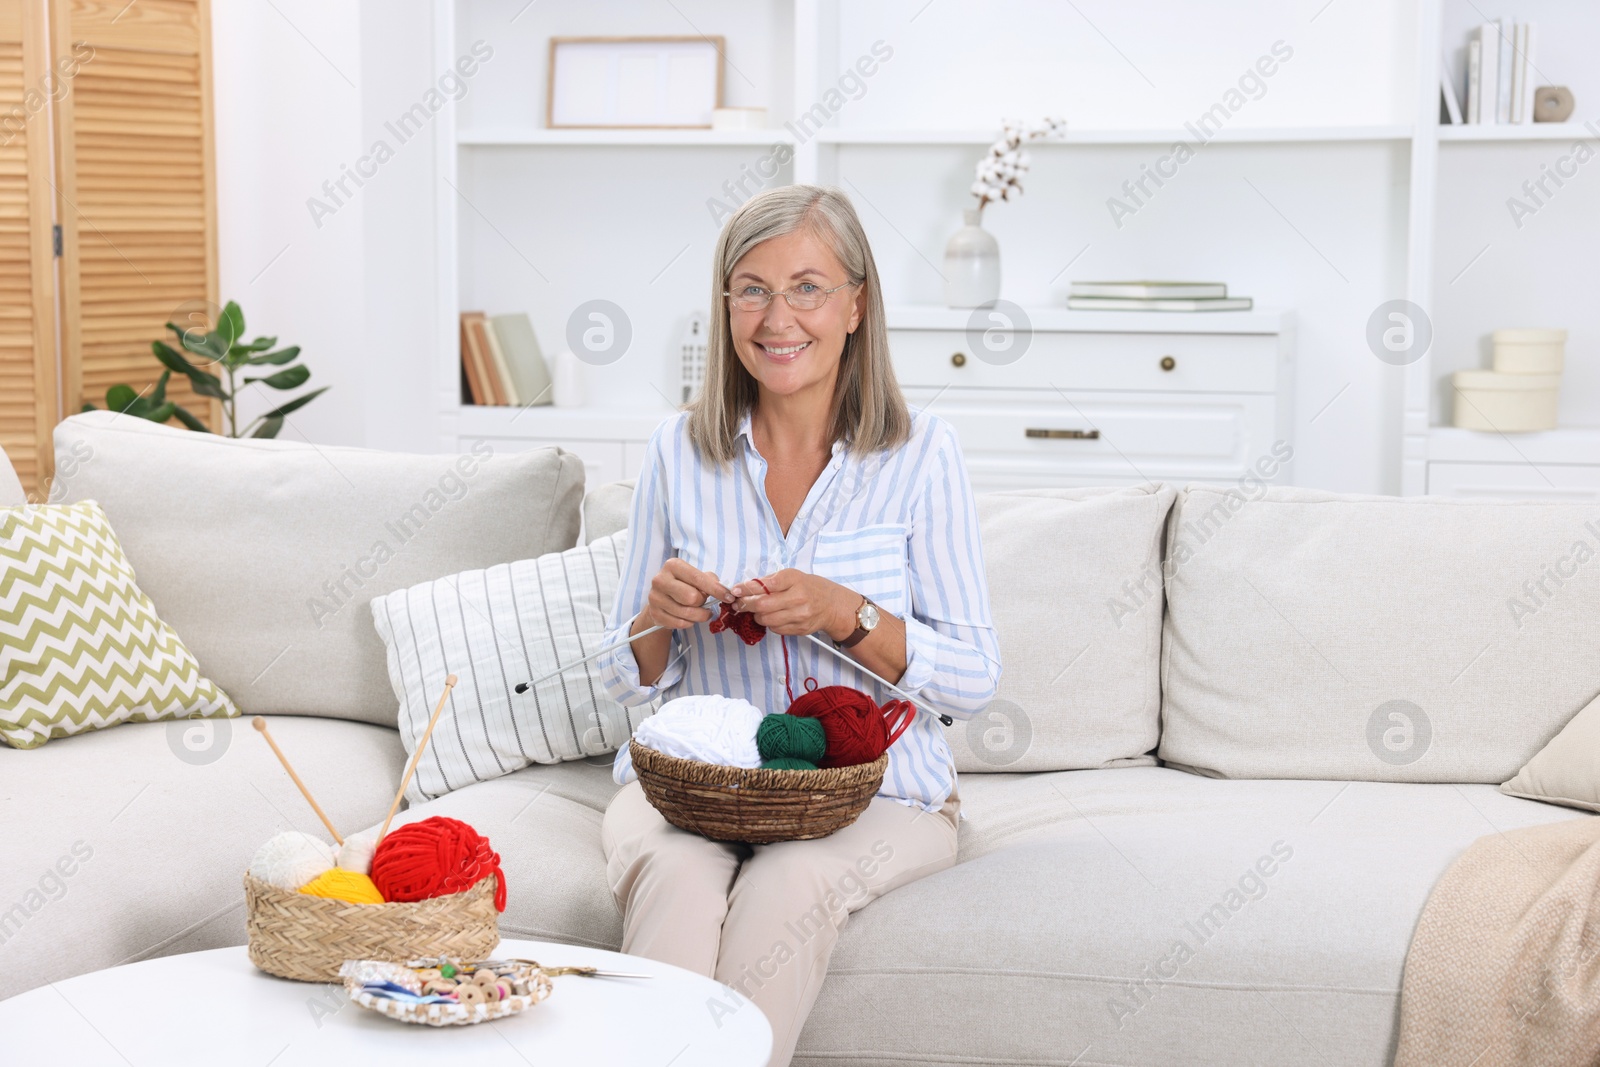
[630, 682, 914, 844]
[243, 816, 504, 983]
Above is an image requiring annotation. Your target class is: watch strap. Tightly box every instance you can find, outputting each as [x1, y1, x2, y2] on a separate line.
[837, 595, 873, 649]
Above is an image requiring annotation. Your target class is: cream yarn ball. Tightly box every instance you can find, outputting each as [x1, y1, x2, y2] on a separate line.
[249, 831, 336, 890]
[336, 828, 379, 875]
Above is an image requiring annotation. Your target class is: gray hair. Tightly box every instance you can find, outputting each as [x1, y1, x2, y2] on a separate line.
[685, 185, 910, 467]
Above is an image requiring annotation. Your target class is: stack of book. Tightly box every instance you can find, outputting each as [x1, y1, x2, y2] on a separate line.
[1067, 281, 1252, 312]
[1448, 20, 1538, 126]
[460, 311, 553, 406]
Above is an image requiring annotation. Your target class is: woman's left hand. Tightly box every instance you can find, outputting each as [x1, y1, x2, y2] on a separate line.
[729, 570, 855, 641]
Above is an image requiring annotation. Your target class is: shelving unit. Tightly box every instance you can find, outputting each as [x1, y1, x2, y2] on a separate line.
[1405, 0, 1600, 496]
[433, 0, 1599, 496]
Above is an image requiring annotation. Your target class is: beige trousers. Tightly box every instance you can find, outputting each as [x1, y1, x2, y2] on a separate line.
[601, 779, 961, 1067]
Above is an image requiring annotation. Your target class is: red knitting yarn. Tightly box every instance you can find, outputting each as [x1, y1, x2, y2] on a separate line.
[708, 578, 798, 704]
[788, 682, 915, 768]
[369, 816, 507, 912]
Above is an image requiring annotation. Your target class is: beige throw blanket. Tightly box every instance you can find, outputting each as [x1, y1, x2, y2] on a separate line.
[1395, 814, 1600, 1066]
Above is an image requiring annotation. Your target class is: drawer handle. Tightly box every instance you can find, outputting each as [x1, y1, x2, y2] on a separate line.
[1160, 356, 1176, 371]
[1025, 428, 1100, 440]
[951, 352, 966, 367]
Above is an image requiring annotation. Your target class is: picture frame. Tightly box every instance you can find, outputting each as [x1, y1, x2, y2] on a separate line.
[546, 36, 725, 129]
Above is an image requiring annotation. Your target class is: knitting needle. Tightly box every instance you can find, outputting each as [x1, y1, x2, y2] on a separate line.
[512, 597, 721, 694]
[377, 673, 458, 843]
[798, 633, 955, 726]
[252, 716, 345, 845]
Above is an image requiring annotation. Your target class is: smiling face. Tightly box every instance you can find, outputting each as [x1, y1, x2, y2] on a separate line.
[725, 226, 865, 406]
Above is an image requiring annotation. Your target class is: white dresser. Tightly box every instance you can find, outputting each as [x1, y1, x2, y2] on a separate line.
[886, 305, 1295, 492]
[454, 305, 1295, 493]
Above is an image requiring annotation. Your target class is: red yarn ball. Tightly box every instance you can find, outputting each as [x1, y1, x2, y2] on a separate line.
[369, 816, 507, 912]
[787, 685, 915, 768]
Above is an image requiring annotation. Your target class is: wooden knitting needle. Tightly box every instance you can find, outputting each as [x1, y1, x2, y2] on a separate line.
[252, 716, 344, 845]
[378, 673, 458, 843]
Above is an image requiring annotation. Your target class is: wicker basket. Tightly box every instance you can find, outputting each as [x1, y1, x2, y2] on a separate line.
[630, 739, 887, 844]
[243, 871, 500, 982]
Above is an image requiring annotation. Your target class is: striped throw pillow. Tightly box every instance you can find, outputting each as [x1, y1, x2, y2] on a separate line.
[0, 501, 237, 749]
[370, 530, 657, 802]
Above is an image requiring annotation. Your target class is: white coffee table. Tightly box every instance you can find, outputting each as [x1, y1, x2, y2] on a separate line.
[0, 938, 772, 1065]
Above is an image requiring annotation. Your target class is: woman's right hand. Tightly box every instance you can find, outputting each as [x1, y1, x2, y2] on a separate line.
[640, 558, 736, 631]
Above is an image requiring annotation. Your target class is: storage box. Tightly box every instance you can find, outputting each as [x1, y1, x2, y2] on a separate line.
[1492, 328, 1566, 374]
[1452, 370, 1560, 432]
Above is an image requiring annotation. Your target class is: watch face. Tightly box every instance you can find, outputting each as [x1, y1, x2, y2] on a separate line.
[859, 602, 880, 629]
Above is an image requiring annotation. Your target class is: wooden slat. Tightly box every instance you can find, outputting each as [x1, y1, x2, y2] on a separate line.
[55, 0, 216, 431]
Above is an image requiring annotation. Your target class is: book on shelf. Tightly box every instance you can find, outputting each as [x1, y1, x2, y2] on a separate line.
[1465, 20, 1536, 126]
[1069, 280, 1228, 300]
[1440, 55, 1463, 125]
[490, 313, 553, 407]
[460, 311, 509, 405]
[1066, 295, 1253, 312]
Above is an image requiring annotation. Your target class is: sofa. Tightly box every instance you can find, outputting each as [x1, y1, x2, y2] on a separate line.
[3, 411, 1594, 1066]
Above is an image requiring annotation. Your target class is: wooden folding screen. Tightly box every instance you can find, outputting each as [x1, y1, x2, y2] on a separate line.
[52, 0, 218, 438]
[0, 0, 216, 500]
[0, 0, 57, 500]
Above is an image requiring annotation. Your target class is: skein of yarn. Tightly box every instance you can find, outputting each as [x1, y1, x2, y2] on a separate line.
[298, 867, 386, 905]
[249, 831, 337, 890]
[788, 685, 915, 768]
[370, 816, 507, 912]
[336, 828, 379, 875]
[761, 756, 819, 771]
[756, 713, 827, 765]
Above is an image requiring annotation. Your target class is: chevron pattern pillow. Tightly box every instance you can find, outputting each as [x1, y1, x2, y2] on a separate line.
[0, 501, 237, 749]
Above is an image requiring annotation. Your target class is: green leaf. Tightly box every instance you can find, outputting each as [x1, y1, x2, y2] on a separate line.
[176, 326, 227, 363]
[245, 335, 278, 352]
[106, 384, 140, 412]
[245, 345, 301, 366]
[259, 385, 329, 420]
[81, 402, 97, 413]
[148, 369, 171, 405]
[170, 405, 211, 433]
[188, 373, 228, 400]
[219, 301, 245, 348]
[152, 340, 202, 377]
[145, 401, 177, 424]
[250, 415, 284, 439]
[244, 364, 310, 390]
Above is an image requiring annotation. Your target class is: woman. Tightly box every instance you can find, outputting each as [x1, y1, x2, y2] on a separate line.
[596, 184, 1001, 1067]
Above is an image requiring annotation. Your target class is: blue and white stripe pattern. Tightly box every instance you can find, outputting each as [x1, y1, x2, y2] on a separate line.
[597, 405, 1002, 812]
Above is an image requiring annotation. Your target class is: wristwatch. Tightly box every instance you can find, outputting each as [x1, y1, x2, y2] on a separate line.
[836, 594, 880, 649]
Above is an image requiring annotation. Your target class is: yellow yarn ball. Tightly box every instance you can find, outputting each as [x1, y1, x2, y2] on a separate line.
[297, 867, 385, 905]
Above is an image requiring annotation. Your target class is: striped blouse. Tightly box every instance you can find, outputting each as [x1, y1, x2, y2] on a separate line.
[596, 405, 1003, 812]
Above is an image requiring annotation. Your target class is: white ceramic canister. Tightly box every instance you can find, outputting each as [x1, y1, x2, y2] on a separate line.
[1452, 369, 1560, 432]
[1492, 328, 1566, 374]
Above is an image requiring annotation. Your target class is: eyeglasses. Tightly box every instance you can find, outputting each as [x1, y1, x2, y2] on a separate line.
[723, 280, 859, 313]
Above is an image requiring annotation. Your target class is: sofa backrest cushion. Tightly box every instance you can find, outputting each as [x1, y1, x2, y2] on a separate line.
[1159, 484, 1600, 782]
[950, 485, 1175, 772]
[53, 412, 584, 727]
[583, 480, 634, 544]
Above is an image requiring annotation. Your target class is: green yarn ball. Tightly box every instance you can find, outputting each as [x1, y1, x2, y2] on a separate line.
[761, 757, 819, 771]
[756, 714, 827, 764]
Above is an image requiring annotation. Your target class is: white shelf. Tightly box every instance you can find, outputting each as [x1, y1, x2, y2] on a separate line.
[1428, 426, 1600, 464]
[819, 126, 1412, 146]
[456, 404, 674, 441]
[886, 304, 1289, 335]
[1436, 122, 1600, 141]
[457, 128, 796, 147]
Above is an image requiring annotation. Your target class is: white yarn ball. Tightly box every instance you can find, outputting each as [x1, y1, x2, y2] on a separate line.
[336, 828, 379, 875]
[249, 831, 336, 890]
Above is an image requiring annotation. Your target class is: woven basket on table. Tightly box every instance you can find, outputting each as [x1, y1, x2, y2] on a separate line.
[630, 739, 887, 844]
[243, 871, 500, 982]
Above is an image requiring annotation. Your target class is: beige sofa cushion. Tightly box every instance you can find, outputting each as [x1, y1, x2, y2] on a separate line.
[1503, 689, 1600, 811]
[947, 486, 1175, 772]
[53, 412, 585, 727]
[582, 479, 634, 544]
[801, 766, 1587, 1065]
[0, 716, 406, 1001]
[1160, 485, 1600, 781]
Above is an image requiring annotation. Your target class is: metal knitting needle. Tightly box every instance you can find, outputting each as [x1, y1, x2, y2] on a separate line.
[799, 633, 955, 726]
[512, 597, 720, 694]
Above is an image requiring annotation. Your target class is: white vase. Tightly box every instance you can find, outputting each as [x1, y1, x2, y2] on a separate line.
[943, 208, 1000, 308]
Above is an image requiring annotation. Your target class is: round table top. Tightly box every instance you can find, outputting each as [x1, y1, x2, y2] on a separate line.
[0, 939, 772, 1066]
